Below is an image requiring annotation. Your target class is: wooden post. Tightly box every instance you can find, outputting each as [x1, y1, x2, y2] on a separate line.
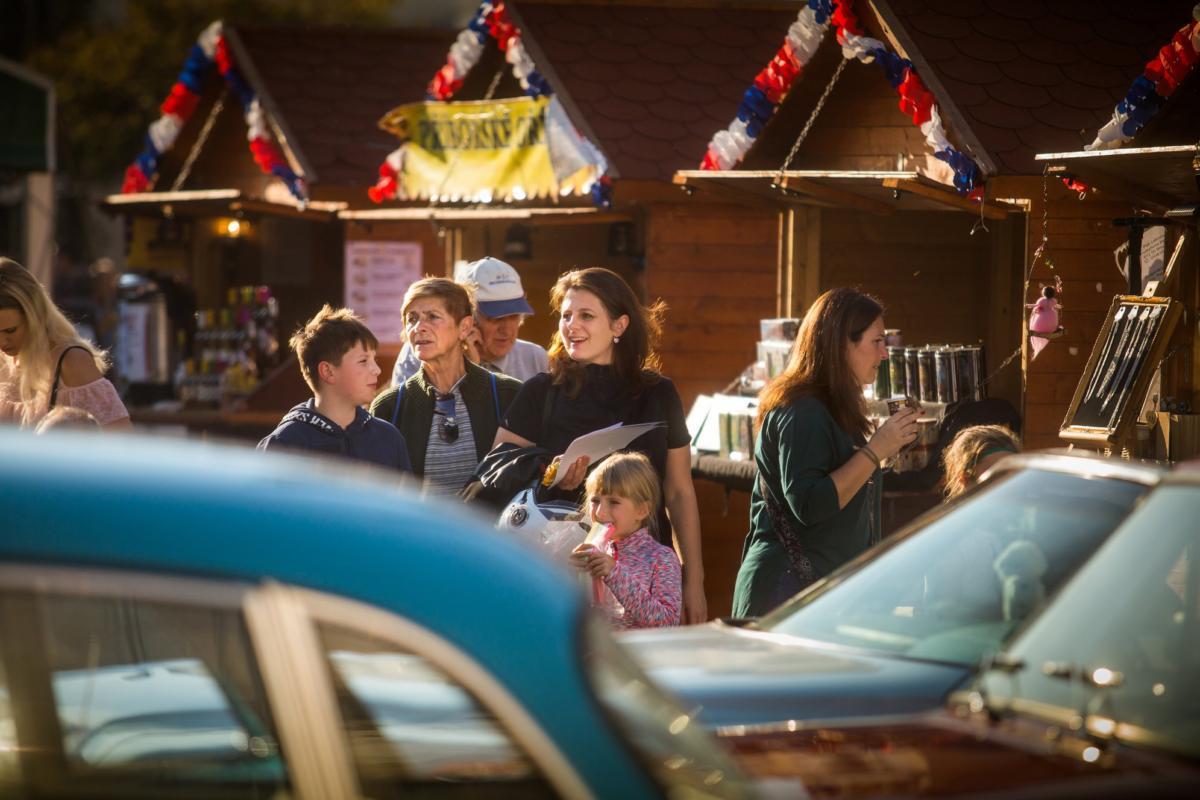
[784, 207, 797, 318]
[987, 216, 1020, 407]
[803, 207, 822, 313]
[776, 209, 786, 319]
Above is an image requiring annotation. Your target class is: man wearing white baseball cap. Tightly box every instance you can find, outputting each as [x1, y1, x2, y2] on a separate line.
[392, 257, 549, 387]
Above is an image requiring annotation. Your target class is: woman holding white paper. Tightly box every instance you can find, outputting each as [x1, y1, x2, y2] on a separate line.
[493, 267, 707, 623]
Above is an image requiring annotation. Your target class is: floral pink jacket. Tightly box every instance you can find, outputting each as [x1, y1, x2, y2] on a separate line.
[598, 529, 682, 630]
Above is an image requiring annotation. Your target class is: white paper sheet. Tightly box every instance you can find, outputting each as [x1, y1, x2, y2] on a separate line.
[552, 421, 664, 486]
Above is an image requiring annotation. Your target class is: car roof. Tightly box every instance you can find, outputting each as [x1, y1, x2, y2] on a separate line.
[1, 428, 582, 686]
[984, 448, 1165, 487]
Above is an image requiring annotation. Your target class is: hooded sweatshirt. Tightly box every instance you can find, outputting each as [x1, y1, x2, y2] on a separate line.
[257, 399, 412, 473]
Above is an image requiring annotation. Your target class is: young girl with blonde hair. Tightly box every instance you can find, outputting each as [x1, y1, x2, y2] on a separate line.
[941, 424, 1021, 500]
[0, 258, 130, 429]
[571, 452, 682, 630]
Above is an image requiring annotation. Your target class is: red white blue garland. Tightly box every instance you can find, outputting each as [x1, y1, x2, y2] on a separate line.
[121, 21, 306, 203]
[702, 0, 982, 197]
[370, 0, 612, 206]
[426, 0, 551, 102]
[1088, 7, 1200, 150]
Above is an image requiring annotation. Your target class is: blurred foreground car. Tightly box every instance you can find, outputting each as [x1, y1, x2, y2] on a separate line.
[726, 462, 1200, 797]
[626, 452, 1159, 729]
[0, 429, 747, 799]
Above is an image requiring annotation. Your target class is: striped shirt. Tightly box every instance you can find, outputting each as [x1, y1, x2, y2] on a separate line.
[600, 528, 682, 630]
[422, 389, 478, 498]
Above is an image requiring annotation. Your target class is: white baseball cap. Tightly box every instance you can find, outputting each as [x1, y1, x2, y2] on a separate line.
[459, 257, 535, 318]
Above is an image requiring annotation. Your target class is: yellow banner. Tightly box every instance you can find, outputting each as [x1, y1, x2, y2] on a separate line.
[378, 96, 562, 203]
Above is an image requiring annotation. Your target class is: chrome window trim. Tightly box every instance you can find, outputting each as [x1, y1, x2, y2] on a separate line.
[298, 586, 595, 800]
[244, 581, 361, 800]
[0, 563, 252, 608]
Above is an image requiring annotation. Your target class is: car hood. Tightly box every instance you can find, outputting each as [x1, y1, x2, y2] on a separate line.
[723, 712, 1200, 798]
[621, 623, 968, 728]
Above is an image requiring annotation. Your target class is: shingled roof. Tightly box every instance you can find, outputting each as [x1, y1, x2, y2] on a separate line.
[884, 0, 1199, 175]
[511, 0, 800, 182]
[232, 26, 454, 188]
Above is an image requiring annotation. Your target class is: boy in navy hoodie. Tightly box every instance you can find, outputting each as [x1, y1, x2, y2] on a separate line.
[258, 305, 411, 473]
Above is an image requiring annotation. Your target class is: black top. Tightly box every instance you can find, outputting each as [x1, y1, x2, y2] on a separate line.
[503, 364, 690, 545]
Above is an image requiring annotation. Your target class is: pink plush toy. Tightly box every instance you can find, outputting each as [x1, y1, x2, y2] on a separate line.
[1028, 281, 1063, 360]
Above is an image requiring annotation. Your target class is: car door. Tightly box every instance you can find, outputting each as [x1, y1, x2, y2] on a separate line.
[0, 564, 292, 799]
[245, 582, 592, 799]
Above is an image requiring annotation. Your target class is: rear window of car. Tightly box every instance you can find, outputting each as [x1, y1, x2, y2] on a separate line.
[760, 469, 1148, 665]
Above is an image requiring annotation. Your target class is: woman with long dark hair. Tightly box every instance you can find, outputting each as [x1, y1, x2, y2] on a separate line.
[493, 267, 707, 623]
[731, 287, 919, 617]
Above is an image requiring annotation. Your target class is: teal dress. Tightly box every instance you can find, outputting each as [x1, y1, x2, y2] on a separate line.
[731, 396, 882, 617]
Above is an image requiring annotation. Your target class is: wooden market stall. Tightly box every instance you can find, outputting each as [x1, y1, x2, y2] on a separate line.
[642, 0, 1200, 609]
[102, 25, 455, 437]
[1034, 9, 1199, 460]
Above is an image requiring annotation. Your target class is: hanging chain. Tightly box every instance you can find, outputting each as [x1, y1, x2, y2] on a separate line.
[1025, 165, 1052, 285]
[170, 91, 226, 192]
[969, 180, 989, 236]
[979, 344, 1023, 393]
[483, 66, 505, 101]
[776, 58, 848, 183]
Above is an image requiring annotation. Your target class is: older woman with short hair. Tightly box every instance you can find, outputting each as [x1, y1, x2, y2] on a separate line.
[370, 277, 521, 498]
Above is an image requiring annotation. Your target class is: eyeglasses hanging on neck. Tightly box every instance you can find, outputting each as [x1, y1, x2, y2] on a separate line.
[433, 392, 459, 443]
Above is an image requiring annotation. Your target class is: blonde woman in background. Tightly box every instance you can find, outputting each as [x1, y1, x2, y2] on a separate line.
[941, 424, 1021, 500]
[0, 258, 130, 430]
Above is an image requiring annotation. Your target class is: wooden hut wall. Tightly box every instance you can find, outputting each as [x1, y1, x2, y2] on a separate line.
[644, 200, 779, 407]
[991, 176, 1135, 450]
[643, 197, 778, 617]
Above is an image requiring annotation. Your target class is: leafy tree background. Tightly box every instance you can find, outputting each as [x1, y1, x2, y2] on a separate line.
[18, 0, 412, 185]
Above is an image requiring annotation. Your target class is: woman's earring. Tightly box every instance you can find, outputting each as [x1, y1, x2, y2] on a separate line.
[613, 336, 620, 344]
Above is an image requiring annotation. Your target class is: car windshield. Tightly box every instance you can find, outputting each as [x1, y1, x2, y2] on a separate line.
[759, 468, 1148, 666]
[977, 483, 1200, 760]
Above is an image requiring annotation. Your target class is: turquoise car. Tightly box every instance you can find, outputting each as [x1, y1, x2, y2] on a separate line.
[0, 429, 749, 799]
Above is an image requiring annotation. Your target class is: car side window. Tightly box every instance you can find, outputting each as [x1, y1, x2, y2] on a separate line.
[315, 622, 555, 799]
[0, 588, 288, 798]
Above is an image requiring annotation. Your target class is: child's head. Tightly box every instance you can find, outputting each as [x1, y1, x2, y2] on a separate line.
[35, 406, 101, 434]
[290, 305, 380, 405]
[942, 424, 1021, 500]
[584, 452, 661, 537]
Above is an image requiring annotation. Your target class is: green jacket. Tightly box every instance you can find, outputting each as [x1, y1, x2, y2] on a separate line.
[731, 396, 881, 617]
[369, 360, 523, 477]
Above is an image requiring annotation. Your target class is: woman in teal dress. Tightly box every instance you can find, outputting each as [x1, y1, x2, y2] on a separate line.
[732, 288, 921, 617]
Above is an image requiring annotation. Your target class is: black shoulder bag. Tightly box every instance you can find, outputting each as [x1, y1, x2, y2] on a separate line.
[463, 384, 558, 508]
[758, 472, 818, 591]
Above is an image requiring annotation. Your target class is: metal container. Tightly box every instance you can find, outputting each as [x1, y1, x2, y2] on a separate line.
[888, 347, 907, 400]
[884, 329, 903, 348]
[904, 347, 921, 399]
[935, 347, 957, 403]
[955, 347, 975, 403]
[917, 348, 937, 403]
[966, 346, 985, 401]
[873, 356, 891, 400]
